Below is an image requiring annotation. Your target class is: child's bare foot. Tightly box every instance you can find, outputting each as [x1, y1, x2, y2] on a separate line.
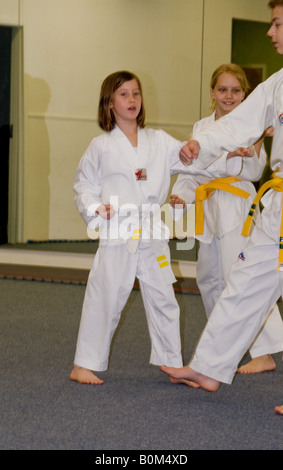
[274, 405, 283, 415]
[237, 354, 276, 374]
[169, 376, 201, 388]
[70, 365, 104, 384]
[160, 365, 220, 392]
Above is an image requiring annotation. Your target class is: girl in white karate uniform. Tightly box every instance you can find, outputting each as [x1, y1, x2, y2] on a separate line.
[70, 70, 196, 385]
[170, 64, 283, 375]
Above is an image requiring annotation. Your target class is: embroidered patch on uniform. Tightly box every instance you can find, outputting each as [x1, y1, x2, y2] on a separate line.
[135, 168, 147, 180]
[279, 113, 283, 124]
[238, 252, 245, 261]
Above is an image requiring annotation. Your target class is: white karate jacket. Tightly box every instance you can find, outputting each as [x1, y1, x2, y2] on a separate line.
[193, 68, 283, 244]
[74, 126, 187, 243]
[172, 112, 266, 242]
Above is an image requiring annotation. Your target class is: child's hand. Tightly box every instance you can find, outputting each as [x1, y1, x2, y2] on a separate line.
[96, 204, 115, 219]
[180, 140, 200, 165]
[170, 194, 186, 208]
[227, 147, 254, 159]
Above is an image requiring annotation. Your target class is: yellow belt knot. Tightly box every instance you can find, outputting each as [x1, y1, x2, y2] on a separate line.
[195, 177, 250, 235]
[241, 175, 283, 237]
[241, 172, 283, 271]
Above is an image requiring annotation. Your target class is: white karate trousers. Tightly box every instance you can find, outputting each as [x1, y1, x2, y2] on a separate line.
[197, 227, 283, 359]
[190, 224, 283, 384]
[74, 240, 183, 371]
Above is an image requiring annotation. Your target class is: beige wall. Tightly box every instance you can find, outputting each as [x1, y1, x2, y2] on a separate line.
[0, 0, 271, 242]
[201, 0, 270, 116]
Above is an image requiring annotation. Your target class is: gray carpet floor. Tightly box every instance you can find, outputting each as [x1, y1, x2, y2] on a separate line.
[0, 277, 282, 451]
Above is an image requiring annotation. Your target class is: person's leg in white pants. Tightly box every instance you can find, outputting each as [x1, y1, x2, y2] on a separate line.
[196, 237, 225, 316]
[220, 230, 283, 365]
[136, 241, 183, 368]
[73, 243, 138, 373]
[197, 228, 283, 370]
[161, 240, 283, 390]
[71, 240, 183, 384]
[190, 242, 283, 384]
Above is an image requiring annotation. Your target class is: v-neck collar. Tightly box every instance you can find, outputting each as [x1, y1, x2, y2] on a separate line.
[110, 125, 146, 150]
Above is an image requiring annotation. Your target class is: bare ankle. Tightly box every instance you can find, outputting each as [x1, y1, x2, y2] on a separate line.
[70, 365, 104, 385]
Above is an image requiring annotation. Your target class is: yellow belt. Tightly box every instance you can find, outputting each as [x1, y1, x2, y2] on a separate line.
[241, 173, 283, 271]
[195, 177, 250, 235]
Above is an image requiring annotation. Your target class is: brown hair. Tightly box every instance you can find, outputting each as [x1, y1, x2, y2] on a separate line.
[210, 63, 250, 111]
[268, 0, 283, 8]
[98, 70, 146, 132]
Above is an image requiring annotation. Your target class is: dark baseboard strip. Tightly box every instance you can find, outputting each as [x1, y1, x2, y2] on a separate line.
[0, 263, 199, 294]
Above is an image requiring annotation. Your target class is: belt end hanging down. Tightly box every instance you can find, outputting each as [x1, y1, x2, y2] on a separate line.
[127, 228, 142, 254]
[241, 205, 256, 237]
[157, 254, 169, 269]
[195, 200, 204, 236]
[152, 241, 176, 284]
[279, 238, 283, 271]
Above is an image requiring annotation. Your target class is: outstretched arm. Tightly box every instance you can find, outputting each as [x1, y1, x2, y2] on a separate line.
[179, 139, 252, 165]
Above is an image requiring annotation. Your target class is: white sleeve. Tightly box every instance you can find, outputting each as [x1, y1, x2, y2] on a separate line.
[237, 146, 267, 182]
[164, 132, 188, 174]
[171, 173, 199, 204]
[73, 139, 103, 225]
